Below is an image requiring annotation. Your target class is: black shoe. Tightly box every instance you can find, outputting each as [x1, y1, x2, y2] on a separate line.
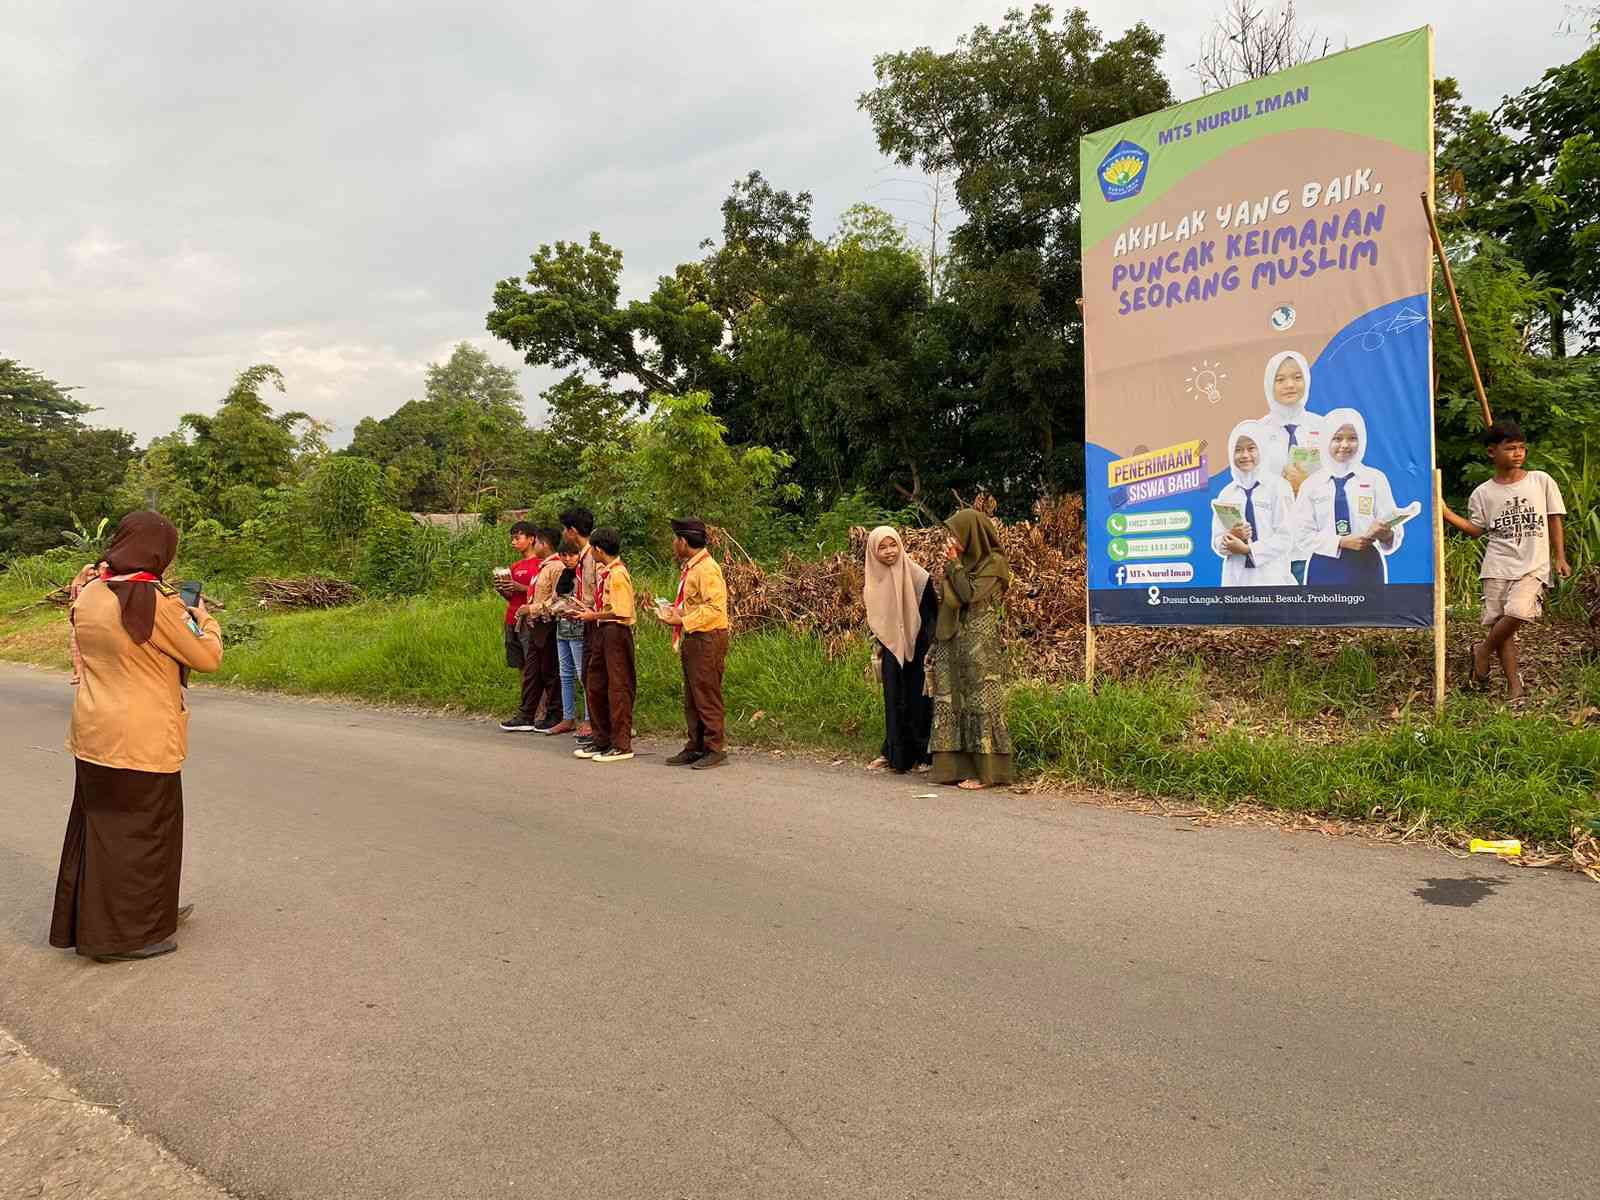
[93, 940, 177, 963]
[666, 749, 707, 766]
[500, 714, 537, 732]
[691, 750, 729, 771]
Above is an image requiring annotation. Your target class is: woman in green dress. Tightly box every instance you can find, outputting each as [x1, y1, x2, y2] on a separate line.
[929, 508, 1012, 789]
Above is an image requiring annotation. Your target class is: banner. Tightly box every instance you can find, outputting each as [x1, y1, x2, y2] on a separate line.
[1080, 29, 1435, 627]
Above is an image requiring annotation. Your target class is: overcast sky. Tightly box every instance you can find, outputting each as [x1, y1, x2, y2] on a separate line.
[1, 1, 1583, 443]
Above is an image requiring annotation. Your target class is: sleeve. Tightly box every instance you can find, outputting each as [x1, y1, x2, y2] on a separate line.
[1372, 471, 1404, 556]
[1542, 472, 1567, 517]
[681, 563, 728, 634]
[1251, 483, 1294, 570]
[1467, 484, 1490, 531]
[149, 595, 224, 673]
[1296, 480, 1342, 559]
[913, 576, 939, 658]
[609, 570, 636, 622]
[944, 563, 975, 605]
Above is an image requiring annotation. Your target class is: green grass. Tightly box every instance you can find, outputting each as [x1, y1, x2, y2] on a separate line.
[208, 598, 885, 754]
[4, 587, 1597, 846]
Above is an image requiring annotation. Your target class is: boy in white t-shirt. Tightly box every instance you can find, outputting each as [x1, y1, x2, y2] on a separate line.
[1443, 419, 1571, 700]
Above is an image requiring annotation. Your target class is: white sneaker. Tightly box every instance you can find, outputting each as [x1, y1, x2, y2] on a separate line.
[593, 749, 634, 763]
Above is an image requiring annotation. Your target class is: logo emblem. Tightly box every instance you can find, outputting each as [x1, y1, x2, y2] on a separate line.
[1098, 140, 1150, 202]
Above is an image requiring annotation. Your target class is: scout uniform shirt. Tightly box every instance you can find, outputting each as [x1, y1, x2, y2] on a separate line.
[677, 551, 730, 634]
[68, 582, 224, 774]
[597, 560, 636, 625]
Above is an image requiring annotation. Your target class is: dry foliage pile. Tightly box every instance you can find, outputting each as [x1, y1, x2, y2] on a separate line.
[250, 576, 362, 609]
[717, 495, 1599, 695]
[720, 494, 1088, 667]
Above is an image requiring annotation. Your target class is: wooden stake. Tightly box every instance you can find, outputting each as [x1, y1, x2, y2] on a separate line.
[1420, 192, 1494, 428]
[1433, 468, 1447, 718]
[1084, 584, 1097, 690]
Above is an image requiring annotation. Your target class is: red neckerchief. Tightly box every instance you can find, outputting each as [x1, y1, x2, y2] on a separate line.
[671, 550, 708, 651]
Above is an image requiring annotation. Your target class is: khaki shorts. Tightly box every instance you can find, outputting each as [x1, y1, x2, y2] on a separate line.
[1482, 575, 1544, 625]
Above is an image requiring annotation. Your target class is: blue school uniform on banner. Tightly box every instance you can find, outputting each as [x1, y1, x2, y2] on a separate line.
[1295, 408, 1404, 588]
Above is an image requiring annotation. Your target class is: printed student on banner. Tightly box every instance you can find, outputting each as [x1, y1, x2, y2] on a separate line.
[1294, 407, 1413, 589]
[1211, 419, 1295, 586]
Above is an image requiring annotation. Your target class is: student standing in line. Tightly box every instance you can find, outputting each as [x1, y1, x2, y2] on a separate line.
[573, 527, 636, 764]
[928, 508, 1013, 790]
[545, 538, 586, 736]
[559, 507, 598, 752]
[1293, 408, 1404, 589]
[498, 521, 544, 733]
[1212, 420, 1295, 587]
[517, 527, 566, 733]
[863, 526, 937, 773]
[1443, 418, 1570, 700]
[657, 517, 731, 770]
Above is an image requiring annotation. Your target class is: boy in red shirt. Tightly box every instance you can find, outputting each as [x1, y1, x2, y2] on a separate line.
[497, 521, 544, 731]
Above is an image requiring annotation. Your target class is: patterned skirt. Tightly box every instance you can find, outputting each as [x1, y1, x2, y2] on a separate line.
[928, 602, 1013, 785]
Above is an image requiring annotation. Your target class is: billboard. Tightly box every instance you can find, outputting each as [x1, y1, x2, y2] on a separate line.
[1080, 28, 1435, 626]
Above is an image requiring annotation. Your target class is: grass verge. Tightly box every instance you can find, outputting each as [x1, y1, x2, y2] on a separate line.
[4, 593, 1597, 846]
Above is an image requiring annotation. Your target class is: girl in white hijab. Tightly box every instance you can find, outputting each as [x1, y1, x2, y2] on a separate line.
[1213, 419, 1295, 586]
[1260, 350, 1328, 491]
[863, 526, 938, 773]
[1293, 407, 1407, 588]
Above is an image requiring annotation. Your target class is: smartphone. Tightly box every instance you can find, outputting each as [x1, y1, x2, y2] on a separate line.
[178, 580, 204, 608]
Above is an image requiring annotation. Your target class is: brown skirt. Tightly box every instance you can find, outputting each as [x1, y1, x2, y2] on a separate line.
[50, 759, 183, 957]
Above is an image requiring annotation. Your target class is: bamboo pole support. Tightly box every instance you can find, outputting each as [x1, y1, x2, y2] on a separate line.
[1420, 192, 1494, 428]
[1433, 468, 1447, 717]
[1083, 583, 1096, 689]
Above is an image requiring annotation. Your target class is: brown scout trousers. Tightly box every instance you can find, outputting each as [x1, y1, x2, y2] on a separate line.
[520, 620, 559, 719]
[584, 623, 636, 753]
[680, 629, 729, 753]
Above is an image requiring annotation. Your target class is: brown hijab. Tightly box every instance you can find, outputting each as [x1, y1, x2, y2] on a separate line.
[936, 508, 1010, 641]
[102, 512, 180, 645]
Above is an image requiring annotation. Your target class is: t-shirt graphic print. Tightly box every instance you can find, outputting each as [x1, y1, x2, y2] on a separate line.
[1467, 470, 1566, 583]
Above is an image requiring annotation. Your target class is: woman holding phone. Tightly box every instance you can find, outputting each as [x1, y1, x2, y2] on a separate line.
[50, 512, 223, 962]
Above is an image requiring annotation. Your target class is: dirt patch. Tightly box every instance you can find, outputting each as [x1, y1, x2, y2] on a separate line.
[0, 1027, 234, 1199]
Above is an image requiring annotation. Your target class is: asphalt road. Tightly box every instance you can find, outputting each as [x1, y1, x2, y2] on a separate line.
[1, 664, 1594, 1199]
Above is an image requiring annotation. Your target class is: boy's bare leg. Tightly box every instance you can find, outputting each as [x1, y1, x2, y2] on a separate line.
[1487, 615, 1525, 697]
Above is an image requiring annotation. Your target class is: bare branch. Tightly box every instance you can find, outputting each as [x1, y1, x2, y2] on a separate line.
[1191, 0, 1333, 94]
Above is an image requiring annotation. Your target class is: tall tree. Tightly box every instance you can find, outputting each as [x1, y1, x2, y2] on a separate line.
[0, 358, 135, 556]
[349, 343, 538, 513]
[1190, 0, 1331, 94]
[175, 364, 311, 513]
[1438, 43, 1600, 353]
[860, 4, 1174, 493]
[487, 234, 727, 409]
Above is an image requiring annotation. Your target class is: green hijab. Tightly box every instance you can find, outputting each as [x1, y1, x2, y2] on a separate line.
[936, 508, 1010, 640]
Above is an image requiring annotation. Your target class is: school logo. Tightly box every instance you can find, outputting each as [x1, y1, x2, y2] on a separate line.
[1098, 139, 1150, 202]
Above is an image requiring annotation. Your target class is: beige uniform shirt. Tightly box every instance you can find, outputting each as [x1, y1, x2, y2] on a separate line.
[68, 583, 224, 773]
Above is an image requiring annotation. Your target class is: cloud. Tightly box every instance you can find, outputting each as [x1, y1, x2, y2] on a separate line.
[1, 0, 1575, 442]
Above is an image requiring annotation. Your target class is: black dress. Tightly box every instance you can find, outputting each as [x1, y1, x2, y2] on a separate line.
[878, 577, 939, 772]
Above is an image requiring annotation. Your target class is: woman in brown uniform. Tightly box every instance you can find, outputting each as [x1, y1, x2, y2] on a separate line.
[50, 512, 223, 962]
[928, 508, 1013, 790]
